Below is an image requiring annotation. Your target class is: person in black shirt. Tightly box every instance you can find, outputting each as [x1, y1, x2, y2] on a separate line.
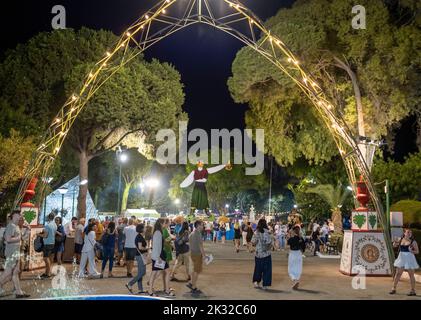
[311, 226, 322, 256]
[287, 225, 306, 290]
[126, 224, 148, 294]
[170, 221, 191, 281]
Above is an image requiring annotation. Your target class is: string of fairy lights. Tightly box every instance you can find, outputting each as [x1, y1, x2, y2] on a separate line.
[13, 0, 393, 267]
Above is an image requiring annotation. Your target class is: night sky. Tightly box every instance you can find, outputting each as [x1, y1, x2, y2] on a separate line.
[0, 0, 294, 132]
[0, 0, 417, 161]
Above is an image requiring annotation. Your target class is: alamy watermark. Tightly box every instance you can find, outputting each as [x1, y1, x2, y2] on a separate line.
[51, 5, 66, 30]
[351, 265, 367, 290]
[155, 121, 264, 175]
[352, 5, 366, 30]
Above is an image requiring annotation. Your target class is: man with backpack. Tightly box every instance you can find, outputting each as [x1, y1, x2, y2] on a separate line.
[0, 210, 30, 298]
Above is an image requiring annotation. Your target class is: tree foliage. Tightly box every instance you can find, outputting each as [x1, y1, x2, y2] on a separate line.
[372, 151, 421, 203]
[0, 130, 36, 192]
[0, 28, 122, 136]
[228, 0, 421, 167]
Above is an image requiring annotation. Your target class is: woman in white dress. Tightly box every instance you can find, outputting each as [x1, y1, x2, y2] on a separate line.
[78, 223, 100, 278]
[390, 229, 419, 296]
[287, 225, 306, 290]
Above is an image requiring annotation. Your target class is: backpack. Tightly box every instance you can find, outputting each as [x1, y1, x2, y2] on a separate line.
[34, 235, 44, 253]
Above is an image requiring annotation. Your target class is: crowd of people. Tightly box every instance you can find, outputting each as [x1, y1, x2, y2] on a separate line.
[0, 210, 419, 298]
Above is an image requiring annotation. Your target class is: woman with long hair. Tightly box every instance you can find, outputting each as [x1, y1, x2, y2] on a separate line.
[251, 219, 273, 290]
[100, 221, 117, 278]
[170, 221, 191, 281]
[162, 218, 175, 293]
[390, 229, 419, 296]
[148, 218, 173, 297]
[53, 216, 65, 266]
[287, 225, 306, 290]
[78, 222, 100, 278]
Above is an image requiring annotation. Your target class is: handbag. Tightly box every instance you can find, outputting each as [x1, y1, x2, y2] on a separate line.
[136, 246, 151, 265]
[34, 235, 44, 253]
[153, 258, 166, 270]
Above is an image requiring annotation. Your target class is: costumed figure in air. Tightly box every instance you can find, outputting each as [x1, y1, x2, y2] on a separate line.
[180, 160, 232, 215]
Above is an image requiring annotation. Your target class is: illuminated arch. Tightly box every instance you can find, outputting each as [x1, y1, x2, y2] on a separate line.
[14, 0, 393, 265]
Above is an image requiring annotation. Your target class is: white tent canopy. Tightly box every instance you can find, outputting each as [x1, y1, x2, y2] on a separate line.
[42, 176, 98, 224]
[123, 208, 160, 220]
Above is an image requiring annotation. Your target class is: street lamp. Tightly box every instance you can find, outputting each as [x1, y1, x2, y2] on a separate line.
[116, 147, 128, 216]
[145, 177, 160, 208]
[58, 187, 68, 217]
[174, 198, 180, 215]
[145, 177, 159, 188]
[41, 177, 53, 224]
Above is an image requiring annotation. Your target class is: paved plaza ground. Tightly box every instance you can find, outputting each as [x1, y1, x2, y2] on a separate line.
[1, 241, 420, 300]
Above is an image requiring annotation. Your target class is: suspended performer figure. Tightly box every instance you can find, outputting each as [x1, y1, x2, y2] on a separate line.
[180, 160, 232, 215]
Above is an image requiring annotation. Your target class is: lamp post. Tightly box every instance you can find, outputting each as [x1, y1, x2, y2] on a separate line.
[41, 177, 53, 224]
[374, 179, 391, 233]
[58, 187, 68, 217]
[174, 198, 180, 215]
[116, 147, 128, 216]
[145, 177, 160, 208]
[385, 179, 390, 232]
[225, 203, 229, 215]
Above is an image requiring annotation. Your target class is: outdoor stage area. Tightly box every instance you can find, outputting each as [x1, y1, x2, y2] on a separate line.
[1, 241, 419, 300]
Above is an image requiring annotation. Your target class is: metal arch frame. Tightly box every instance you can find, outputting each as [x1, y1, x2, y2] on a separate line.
[13, 0, 394, 269]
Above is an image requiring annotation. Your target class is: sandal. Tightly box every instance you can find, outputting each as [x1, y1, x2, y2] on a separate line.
[164, 290, 176, 297]
[125, 284, 134, 294]
[408, 291, 416, 296]
[389, 289, 396, 295]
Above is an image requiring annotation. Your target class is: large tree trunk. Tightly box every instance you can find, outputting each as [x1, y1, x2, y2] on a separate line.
[77, 151, 89, 219]
[121, 181, 132, 212]
[333, 57, 366, 138]
[332, 208, 343, 234]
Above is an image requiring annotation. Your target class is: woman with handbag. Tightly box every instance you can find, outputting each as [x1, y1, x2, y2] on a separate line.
[126, 223, 148, 294]
[148, 218, 173, 297]
[170, 221, 190, 281]
[53, 216, 66, 265]
[78, 222, 100, 278]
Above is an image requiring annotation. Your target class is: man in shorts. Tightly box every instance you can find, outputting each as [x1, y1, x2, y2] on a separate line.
[0, 210, 30, 298]
[38, 212, 57, 279]
[187, 220, 206, 294]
